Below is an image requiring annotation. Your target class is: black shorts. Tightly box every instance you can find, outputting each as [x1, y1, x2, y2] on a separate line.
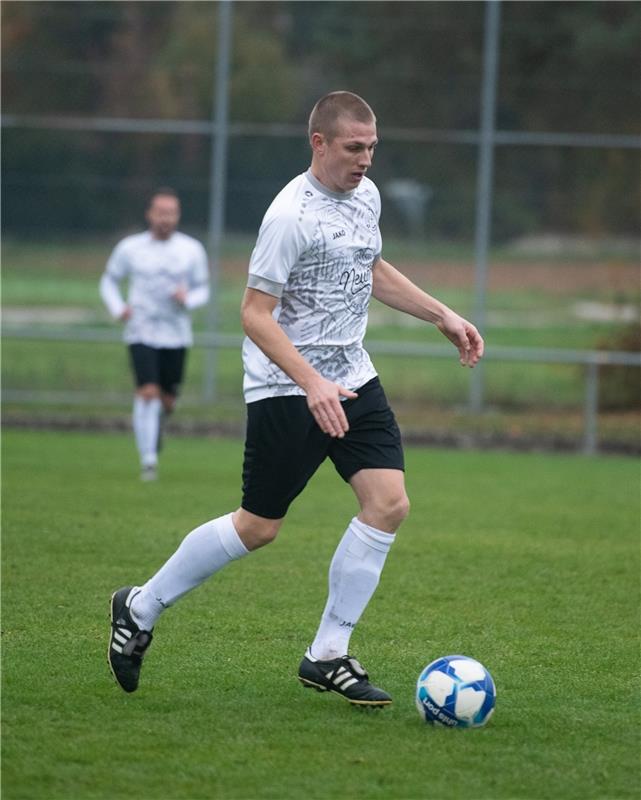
[241, 377, 404, 519]
[128, 344, 187, 397]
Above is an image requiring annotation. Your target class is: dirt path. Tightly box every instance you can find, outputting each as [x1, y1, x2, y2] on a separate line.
[223, 258, 638, 295]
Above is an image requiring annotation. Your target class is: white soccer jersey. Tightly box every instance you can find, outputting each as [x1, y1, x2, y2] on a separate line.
[100, 231, 209, 348]
[243, 169, 382, 403]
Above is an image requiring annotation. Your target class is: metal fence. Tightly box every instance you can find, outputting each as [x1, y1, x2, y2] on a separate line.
[2, 1, 639, 453]
[3, 324, 639, 455]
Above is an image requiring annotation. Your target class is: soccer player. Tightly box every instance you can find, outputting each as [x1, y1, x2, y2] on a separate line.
[108, 92, 483, 705]
[99, 188, 210, 481]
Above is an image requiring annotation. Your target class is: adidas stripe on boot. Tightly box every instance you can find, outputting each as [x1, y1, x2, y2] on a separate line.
[298, 653, 392, 707]
[108, 586, 153, 693]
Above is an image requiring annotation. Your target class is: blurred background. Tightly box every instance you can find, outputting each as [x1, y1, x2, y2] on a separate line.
[2, 0, 640, 453]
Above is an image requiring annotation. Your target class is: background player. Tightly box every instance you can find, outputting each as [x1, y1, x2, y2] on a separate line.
[100, 188, 210, 480]
[107, 92, 483, 704]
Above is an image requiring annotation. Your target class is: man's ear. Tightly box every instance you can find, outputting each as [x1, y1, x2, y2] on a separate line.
[310, 131, 326, 155]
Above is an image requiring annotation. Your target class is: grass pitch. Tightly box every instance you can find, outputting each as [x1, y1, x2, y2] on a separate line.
[2, 429, 639, 799]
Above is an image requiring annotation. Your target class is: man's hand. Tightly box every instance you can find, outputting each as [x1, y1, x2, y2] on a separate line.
[172, 286, 188, 306]
[437, 311, 484, 367]
[119, 306, 132, 321]
[303, 375, 358, 438]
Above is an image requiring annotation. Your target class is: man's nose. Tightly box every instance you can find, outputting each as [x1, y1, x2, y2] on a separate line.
[360, 149, 372, 168]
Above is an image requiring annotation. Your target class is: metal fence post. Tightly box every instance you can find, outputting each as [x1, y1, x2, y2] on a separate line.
[470, 0, 501, 414]
[203, 0, 233, 404]
[583, 361, 599, 455]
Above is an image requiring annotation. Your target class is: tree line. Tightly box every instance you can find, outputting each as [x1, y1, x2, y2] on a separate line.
[3, 1, 639, 239]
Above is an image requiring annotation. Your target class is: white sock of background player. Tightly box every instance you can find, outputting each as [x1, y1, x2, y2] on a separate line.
[132, 395, 161, 467]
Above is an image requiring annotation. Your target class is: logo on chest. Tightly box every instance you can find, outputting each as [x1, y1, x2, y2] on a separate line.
[338, 248, 374, 315]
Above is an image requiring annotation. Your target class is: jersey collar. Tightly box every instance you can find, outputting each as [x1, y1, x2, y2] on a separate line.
[305, 169, 357, 200]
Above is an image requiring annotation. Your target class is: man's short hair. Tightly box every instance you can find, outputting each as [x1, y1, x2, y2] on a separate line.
[308, 91, 376, 142]
[148, 186, 179, 208]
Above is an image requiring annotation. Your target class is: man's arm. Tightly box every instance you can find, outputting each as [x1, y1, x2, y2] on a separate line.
[240, 288, 357, 438]
[173, 243, 211, 309]
[173, 284, 209, 310]
[372, 258, 484, 367]
[99, 272, 130, 321]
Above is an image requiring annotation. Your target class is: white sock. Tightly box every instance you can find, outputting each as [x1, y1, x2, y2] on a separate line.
[130, 513, 248, 630]
[133, 396, 161, 467]
[309, 517, 395, 661]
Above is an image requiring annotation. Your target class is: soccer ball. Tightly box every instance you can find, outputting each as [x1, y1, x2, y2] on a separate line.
[416, 655, 496, 728]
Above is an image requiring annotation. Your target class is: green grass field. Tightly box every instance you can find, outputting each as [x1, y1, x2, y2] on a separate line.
[2, 429, 639, 799]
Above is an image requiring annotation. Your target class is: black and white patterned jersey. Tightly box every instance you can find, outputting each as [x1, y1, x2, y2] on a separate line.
[243, 170, 382, 403]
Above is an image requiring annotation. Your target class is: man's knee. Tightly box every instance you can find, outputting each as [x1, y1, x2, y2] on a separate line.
[363, 490, 410, 533]
[350, 468, 410, 533]
[232, 508, 283, 551]
[137, 384, 160, 401]
[383, 490, 410, 530]
[161, 392, 176, 413]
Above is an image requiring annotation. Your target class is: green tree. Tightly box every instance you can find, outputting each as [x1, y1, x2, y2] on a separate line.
[2, 1, 639, 238]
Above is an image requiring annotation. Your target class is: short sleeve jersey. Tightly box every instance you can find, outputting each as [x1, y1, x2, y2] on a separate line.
[243, 169, 382, 403]
[105, 231, 209, 348]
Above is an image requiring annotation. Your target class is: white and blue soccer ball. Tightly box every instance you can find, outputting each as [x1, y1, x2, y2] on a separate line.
[416, 655, 496, 728]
